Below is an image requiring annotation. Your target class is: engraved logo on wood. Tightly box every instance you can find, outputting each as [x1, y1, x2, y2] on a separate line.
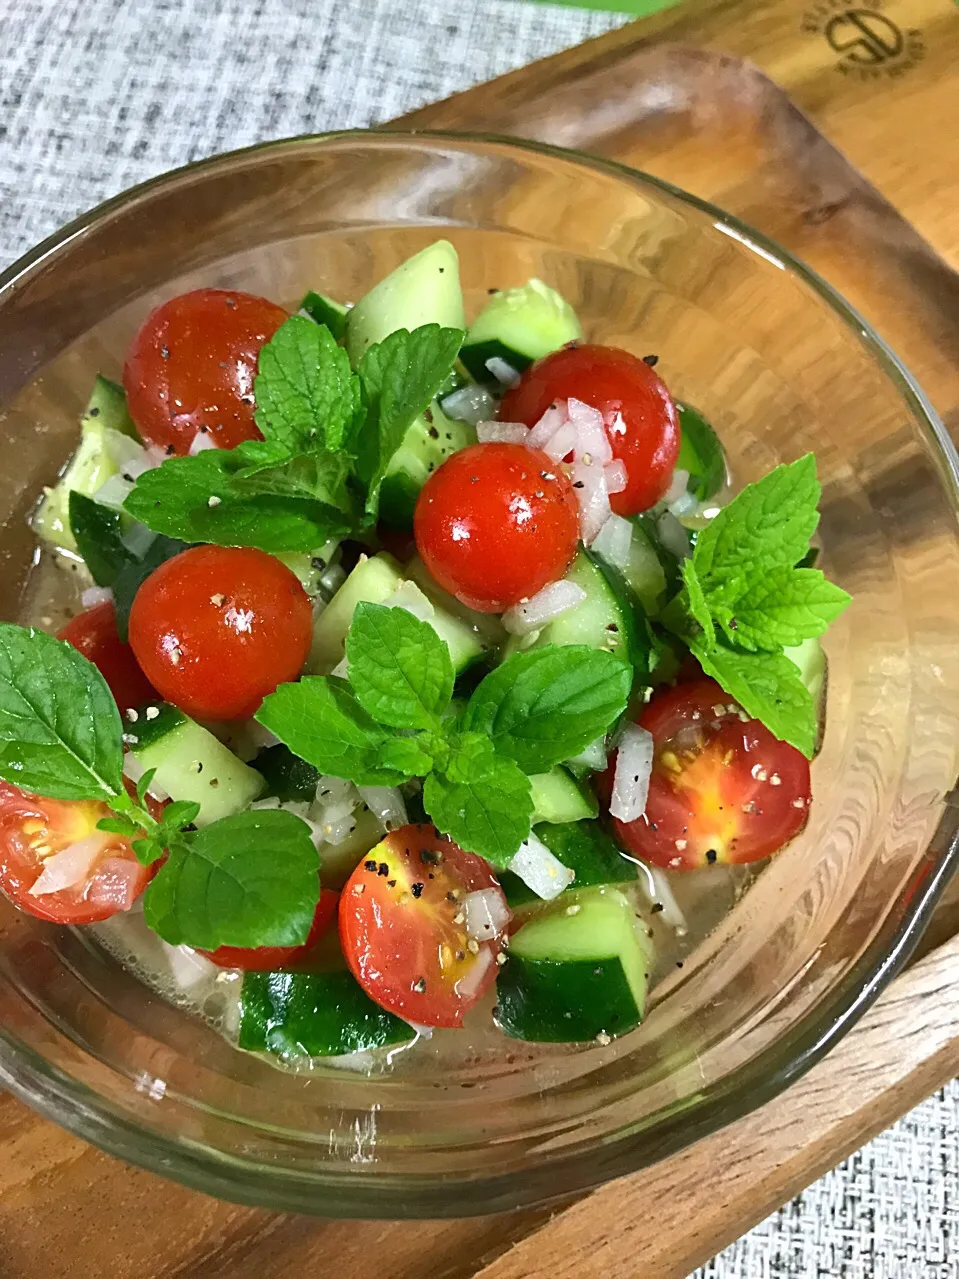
[801, 0, 925, 79]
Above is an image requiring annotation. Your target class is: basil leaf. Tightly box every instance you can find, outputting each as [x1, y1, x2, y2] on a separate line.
[68, 492, 129, 588]
[462, 645, 632, 774]
[113, 532, 191, 641]
[143, 809, 320, 949]
[355, 324, 464, 516]
[690, 637, 817, 758]
[423, 756, 532, 868]
[0, 624, 123, 801]
[716, 566, 850, 652]
[256, 676, 419, 785]
[346, 602, 454, 729]
[254, 316, 362, 453]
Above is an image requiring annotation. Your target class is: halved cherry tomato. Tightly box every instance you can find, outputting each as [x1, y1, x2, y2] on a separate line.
[500, 344, 680, 516]
[601, 678, 811, 869]
[128, 545, 312, 721]
[339, 825, 508, 1028]
[202, 888, 339, 971]
[58, 601, 157, 717]
[0, 781, 154, 924]
[413, 441, 579, 612]
[123, 288, 288, 455]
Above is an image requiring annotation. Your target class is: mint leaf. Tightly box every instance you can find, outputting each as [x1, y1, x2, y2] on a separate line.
[356, 325, 464, 516]
[693, 455, 820, 595]
[717, 567, 850, 652]
[680, 559, 715, 646]
[256, 676, 418, 785]
[424, 756, 532, 868]
[158, 799, 202, 832]
[346, 602, 454, 729]
[254, 316, 362, 453]
[232, 446, 355, 509]
[68, 492, 129, 589]
[380, 734, 435, 778]
[0, 624, 124, 802]
[462, 645, 631, 774]
[125, 451, 354, 554]
[690, 637, 817, 757]
[143, 809, 320, 949]
[443, 730, 497, 784]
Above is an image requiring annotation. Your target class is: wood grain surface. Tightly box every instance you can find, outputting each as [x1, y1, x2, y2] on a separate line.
[5, 1, 959, 1276]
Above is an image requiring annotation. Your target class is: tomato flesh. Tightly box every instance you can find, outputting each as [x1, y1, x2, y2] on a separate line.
[500, 344, 680, 516]
[0, 781, 153, 924]
[58, 601, 157, 717]
[202, 888, 339, 971]
[602, 679, 811, 869]
[123, 288, 288, 455]
[413, 441, 579, 613]
[128, 545, 313, 721]
[339, 825, 507, 1028]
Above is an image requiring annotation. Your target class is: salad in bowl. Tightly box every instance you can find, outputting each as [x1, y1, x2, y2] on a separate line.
[2, 238, 849, 1065]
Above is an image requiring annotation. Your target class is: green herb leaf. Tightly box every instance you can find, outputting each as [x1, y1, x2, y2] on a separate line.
[716, 566, 850, 652]
[143, 809, 320, 949]
[135, 767, 158, 808]
[124, 451, 354, 554]
[68, 492, 129, 589]
[113, 533, 191, 641]
[443, 730, 497, 784]
[97, 815, 139, 838]
[132, 837, 165, 866]
[693, 455, 820, 595]
[256, 676, 419, 786]
[680, 559, 715, 646]
[158, 799, 202, 832]
[232, 445, 355, 509]
[355, 325, 464, 517]
[423, 755, 532, 868]
[462, 645, 631, 774]
[254, 316, 362, 453]
[0, 624, 124, 802]
[346, 602, 454, 729]
[690, 637, 817, 757]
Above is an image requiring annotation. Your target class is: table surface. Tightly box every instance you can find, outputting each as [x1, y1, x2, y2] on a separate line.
[2, 1, 959, 1276]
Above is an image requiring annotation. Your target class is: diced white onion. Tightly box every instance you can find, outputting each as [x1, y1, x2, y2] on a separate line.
[357, 785, 408, 833]
[591, 513, 634, 573]
[144, 445, 170, 469]
[527, 400, 569, 449]
[667, 490, 700, 518]
[657, 511, 692, 560]
[382, 580, 435, 622]
[610, 724, 654, 823]
[121, 523, 157, 558]
[485, 356, 521, 388]
[93, 474, 134, 512]
[441, 384, 497, 425]
[604, 460, 628, 495]
[502, 579, 586, 635]
[81, 585, 114, 609]
[509, 833, 576, 901]
[330, 655, 350, 679]
[542, 421, 578, 462]
[566, 736, 607, 772]
[29, 833, 110, 896]
[85, 857, 143, 912]
[160, 942, 217, 991]
[188, 430, 218, 455]
[453, 944, 495, 1000]
[568, 397, 613, 465]
[663, 468, 691, 505]
[636, 861, 689, 936]
[463, 888, 510, 940]
[311, 777, 362, 845]
[122, 752, 171, 802]
[572, 455, 612, 545]
[476, 420, 530, 445]
[402, 1021, 434, 1040]
[250, 796, 281, 811]
[104, 432, 151, 471]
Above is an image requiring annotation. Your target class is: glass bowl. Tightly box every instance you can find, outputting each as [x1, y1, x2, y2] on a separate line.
[0, 131, 957, 1218]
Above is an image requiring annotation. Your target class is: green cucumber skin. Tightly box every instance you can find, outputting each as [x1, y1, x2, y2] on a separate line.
[460, 278, 582, 385]
[254, 744, 321, 803]
[124, 702, 187, 753]
[500, 820, 637, 908]
[496, 955, 643, 1042]
[459, 338, 534, 384]
[239, 970, 413, 1057]
[379, 401, 476, 530]
[300, 291, 348, 340]
[82, 374, 138, 439]
[676, 403, 726, 501]
[529, 768, 597, 826]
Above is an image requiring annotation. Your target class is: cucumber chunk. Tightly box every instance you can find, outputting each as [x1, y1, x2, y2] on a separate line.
[529, 768, 597, 825]
[345, 240, 466, 364]
[317, 807, 386, 889]
[460, 278, 582, 385]
[239, 969, 413, 1058]
[379, 400, 476, 529]
[254, 744, 321, 804]
[786, 636, 825, 705]
[676, 403, 726, 502]
[497, 887, 653, 1042]
[81, 374, 138, 439]
[300, 290, 349, 340]
[276, 540, 341, 597]
[128, 704, 264, 826]
[500, 819, 637, 908]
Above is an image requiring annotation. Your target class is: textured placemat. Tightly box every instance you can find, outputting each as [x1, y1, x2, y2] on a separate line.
[1, 2, 957, 1275]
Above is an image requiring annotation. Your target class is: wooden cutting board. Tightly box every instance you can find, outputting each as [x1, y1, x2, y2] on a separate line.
[5, 2, 959, 1275]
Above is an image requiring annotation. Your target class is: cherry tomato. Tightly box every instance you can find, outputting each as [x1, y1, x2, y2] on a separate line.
[0, 781, 153, 924]
[339, 825, 508, 1028]
[202, 888, 339, 971]
[128, 545, 312, 721]
[123, 289, 288, 455]
[58, 602, 157, 718]
[601, 679, 811, 869]
[413, 441, 579, 613]
[500, 344, 680, 516]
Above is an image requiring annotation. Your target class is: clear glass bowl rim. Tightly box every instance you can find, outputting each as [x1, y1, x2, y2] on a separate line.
[0, 128, 957, 1217]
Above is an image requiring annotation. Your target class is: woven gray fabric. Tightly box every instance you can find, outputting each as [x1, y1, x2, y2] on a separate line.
[1, 2, 957, 1275]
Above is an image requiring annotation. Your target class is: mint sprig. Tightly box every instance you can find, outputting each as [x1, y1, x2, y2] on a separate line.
[123, 318, 464, 552]
[662, 456, 850, 756]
